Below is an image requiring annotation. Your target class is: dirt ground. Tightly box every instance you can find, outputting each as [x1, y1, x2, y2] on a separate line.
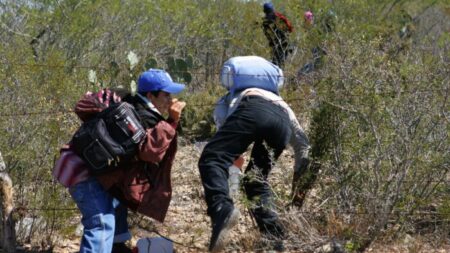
[31, 142, 449, 253]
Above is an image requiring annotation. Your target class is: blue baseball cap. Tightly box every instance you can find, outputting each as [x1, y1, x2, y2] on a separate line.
[137, 69, 185, 94]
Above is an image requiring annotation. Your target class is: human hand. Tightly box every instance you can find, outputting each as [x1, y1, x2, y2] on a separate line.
[168, 98, 186, 122]
[233, 156, 245, 170]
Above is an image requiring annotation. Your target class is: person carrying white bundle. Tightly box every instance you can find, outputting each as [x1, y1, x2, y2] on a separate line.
[198, 56, 310, 252]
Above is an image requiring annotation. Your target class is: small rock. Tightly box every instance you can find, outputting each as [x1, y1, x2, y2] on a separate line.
[403, 234, 415, 245]
[314, 241, 345, 253]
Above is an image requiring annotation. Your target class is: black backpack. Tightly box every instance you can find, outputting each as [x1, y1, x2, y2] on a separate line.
[72, 102, 146, 175]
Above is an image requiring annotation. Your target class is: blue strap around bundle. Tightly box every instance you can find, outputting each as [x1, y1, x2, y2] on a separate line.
[220, 56, 284, 95]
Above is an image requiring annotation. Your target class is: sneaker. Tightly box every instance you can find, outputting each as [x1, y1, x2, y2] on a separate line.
[252, 207, 286, 239]
[112, 242, 133, 253]
[258, 237, 285, 252]
[209, 204, 240, 252]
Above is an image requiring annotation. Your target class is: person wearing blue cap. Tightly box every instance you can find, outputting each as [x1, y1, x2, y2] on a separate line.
[133, 69, 186, 122]
[53, 69, 186, 253]
[262, 2, 294, 68]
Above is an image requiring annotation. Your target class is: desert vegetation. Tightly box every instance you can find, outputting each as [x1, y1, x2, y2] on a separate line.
[0, 0, 449, 252]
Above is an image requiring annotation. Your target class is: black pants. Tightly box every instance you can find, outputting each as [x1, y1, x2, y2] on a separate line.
[199, 96, 292, 237]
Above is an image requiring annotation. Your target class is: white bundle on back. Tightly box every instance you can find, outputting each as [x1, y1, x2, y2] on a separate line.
[220, 56, 284, 95]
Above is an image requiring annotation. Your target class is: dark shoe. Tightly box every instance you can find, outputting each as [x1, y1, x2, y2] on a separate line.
[112, 242, 133, 253]
[258, 237, 286, 252]
[261, 221, 286, 240]
[252, 207, 286, 239]
[272, 239, 285, 252]
[209, 204, 240, 252]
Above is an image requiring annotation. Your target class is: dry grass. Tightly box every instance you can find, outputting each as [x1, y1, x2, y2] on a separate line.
[48, 141, 448, 253]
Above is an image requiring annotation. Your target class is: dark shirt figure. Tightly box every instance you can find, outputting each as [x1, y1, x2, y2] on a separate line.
[262, 2, 293, 68]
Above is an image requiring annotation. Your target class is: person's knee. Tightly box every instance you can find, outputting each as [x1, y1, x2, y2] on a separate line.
[83, 213, 115, 232]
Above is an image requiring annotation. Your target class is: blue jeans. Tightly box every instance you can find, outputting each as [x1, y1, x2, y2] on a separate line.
[69, 178, 131, 253]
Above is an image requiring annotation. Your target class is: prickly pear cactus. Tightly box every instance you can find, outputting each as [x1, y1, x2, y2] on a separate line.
[144, 58, 158, 70]
[166, 56, 193, 84]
